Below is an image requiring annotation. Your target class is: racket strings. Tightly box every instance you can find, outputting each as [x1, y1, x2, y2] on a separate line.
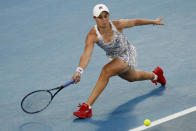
[22, 91, 52, 113]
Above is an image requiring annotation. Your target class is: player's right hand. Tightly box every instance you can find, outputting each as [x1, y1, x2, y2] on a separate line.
[72, 72, 81, 84]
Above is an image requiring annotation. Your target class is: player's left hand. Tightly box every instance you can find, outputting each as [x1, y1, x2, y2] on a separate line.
[154, 16, 165, 25]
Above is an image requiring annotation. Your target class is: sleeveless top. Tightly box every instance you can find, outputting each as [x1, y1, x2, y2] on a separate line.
[94, 20, 137, 68]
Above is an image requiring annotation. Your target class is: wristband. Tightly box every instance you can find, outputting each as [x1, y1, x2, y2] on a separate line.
[76, 67, 84, 74]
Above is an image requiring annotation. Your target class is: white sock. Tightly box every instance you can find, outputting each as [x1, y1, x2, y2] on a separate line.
[89, 105, 92, 109]
[153, 73, 158, 81]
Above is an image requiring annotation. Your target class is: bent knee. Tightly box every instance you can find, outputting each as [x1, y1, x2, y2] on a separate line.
[101, 65, 114, 78]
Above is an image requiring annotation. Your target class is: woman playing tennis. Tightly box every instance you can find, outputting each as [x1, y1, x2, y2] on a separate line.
[72, 4, 166, 119]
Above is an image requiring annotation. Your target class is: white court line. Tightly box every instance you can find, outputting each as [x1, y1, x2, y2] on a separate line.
[129, 106, 196, 131]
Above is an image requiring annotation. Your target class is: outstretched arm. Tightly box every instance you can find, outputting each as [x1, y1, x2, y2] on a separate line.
[117, 16, 165, 29]
[72, 30, 96, 83]
[78, 36, 95, 70]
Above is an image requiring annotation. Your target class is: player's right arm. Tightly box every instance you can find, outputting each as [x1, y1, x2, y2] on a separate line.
[72, 28, 98, 83]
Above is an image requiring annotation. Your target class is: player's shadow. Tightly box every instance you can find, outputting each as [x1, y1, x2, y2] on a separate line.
[73, 86, 166, 131]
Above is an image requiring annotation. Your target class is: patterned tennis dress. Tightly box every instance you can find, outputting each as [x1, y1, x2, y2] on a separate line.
[94, 20, 137, 68]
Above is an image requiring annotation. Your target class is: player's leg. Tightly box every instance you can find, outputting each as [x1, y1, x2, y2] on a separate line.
[119, 68, 155, 82]
[73, 58, 129, 118]
[119, 67, 166, 86]
[86, 58, 129, 106]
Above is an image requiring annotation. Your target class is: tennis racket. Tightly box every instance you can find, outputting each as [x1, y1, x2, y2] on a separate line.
[21, 79, 75, 114]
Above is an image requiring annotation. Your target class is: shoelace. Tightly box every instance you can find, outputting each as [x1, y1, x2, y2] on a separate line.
[78, 104, 82, 107]
[77, 104, 88, 111]
[152, 80, 158, 85]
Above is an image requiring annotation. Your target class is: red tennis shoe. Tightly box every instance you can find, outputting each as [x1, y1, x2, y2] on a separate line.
[151, 66, 166, 86]
[73, 103, 92, 119]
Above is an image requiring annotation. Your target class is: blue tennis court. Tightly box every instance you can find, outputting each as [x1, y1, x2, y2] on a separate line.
[1, 0, 196, 131]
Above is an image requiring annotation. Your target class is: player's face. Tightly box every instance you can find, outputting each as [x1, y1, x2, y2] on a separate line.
[94, 11, 110, 28]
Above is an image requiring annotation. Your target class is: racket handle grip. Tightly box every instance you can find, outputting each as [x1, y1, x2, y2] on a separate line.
[62, 79, 75, 87]
[62, 76, 80, 88]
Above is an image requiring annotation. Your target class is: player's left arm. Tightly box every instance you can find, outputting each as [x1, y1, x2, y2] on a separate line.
[115, 16, 165, 29]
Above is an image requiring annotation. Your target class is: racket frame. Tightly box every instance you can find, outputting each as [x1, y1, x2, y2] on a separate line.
[21, 79, 75, 114]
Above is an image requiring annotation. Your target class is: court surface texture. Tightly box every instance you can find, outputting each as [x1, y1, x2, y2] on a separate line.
[0, 0, 196, 131]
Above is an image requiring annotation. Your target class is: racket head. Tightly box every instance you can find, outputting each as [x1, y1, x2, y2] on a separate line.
[21, 90, 53, 114]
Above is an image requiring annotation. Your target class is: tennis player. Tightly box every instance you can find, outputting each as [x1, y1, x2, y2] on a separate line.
[72, 4, 166, 119]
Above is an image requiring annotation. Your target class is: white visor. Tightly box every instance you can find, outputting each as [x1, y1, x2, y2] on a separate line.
[93, 4, 109, 17]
